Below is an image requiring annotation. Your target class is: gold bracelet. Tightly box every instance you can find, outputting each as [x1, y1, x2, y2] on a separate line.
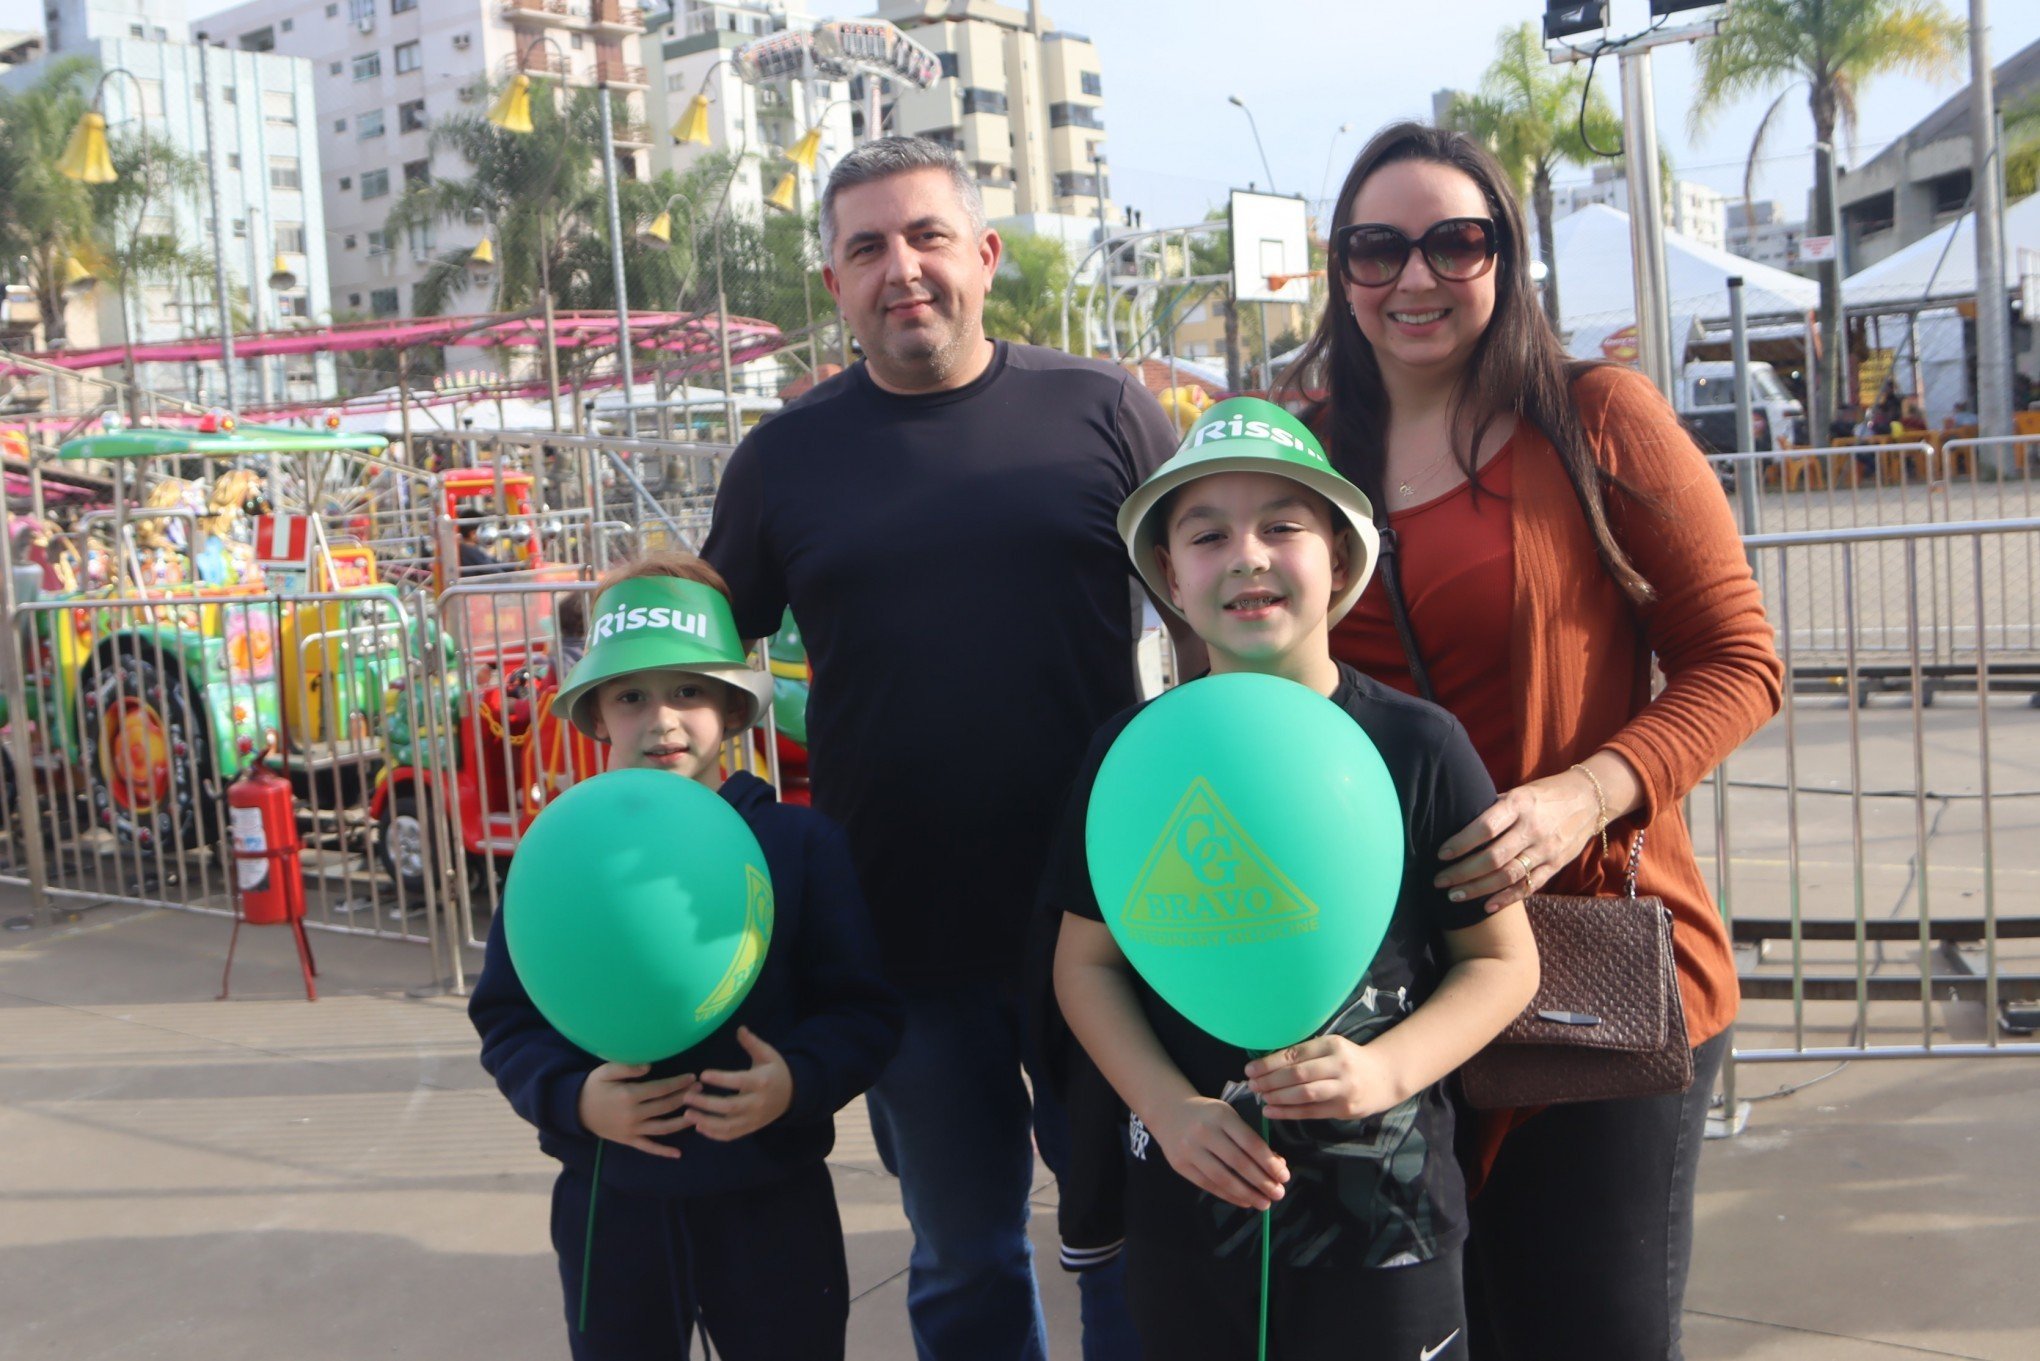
[1571, 761, 1611, 857]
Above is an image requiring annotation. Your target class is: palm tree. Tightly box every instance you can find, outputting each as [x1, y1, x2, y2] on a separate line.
[2007, 86, 2040, 202]
[1444, 22, 1621, 332]
[0, 58, 200, 349]
[984, 231, 1074, 346]
[1692, 0, 1965, 436]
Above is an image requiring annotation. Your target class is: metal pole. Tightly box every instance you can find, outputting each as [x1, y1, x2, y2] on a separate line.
[1815, 140, 1846, 436]
[196, 39, 237, 410]
[397, 346, 413, 464]
[1618, 46, 1676, 398]
[0, 518, 52, 928]
[1729, 276, 1760, 547]
[1092, 144, 1109, 245]
[714, 213, 738, 442]
[539, 215, 563, 433]
[597, 83, 636, 429]
[247, 205, 273, 409]
[1258, 299, 1274, 392]
[1970, 0, 2014, 450]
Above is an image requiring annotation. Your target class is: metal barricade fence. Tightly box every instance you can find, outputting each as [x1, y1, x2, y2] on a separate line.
[413, 578, 780, 993]
[1696, 516, 2040, 1082]
[1714, 438, 2040, 693]
[0, 581, 463, 986]
[418, 430, 733, 558]
[1708, 442, 1943, 538]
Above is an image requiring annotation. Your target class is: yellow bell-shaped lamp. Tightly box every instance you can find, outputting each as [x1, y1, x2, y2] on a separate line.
[486, 73, 535, 134]
[467, 237, 497, 271]
[786, 123, 823, 172]
[765, 171, 799, 214]
[57, 111, 118, 184]
[671, 93, 711, 146]
[636, 211, 673, 251]
[267, 254, 298, 291]
[61, 254, 99, 296]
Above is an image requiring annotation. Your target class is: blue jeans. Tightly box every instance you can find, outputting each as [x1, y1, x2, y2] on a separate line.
[865, 983, 1141, 1361]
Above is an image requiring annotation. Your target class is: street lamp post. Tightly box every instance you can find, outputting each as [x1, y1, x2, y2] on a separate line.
[1226, 95, 1278, 390]
[597, 83, 637, 432]
[487, 38, 576, 432]
[195, 37, 236, 413]
[57, 66, 156, 423]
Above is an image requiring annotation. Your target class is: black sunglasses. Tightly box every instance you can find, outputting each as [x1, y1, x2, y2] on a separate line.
[1334, 217, 1500, 287]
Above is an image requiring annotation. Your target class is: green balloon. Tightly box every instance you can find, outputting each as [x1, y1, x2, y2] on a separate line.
[1085, 673, 1404, 1052]
[504, 769, 775, 1064]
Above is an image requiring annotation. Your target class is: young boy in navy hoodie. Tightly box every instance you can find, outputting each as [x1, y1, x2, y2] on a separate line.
[470, 550, 901, 1361]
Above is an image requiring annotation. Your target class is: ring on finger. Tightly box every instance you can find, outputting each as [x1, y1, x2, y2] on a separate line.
[1515, 853, 1537, 880]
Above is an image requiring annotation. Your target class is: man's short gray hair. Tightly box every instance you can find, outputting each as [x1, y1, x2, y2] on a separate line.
[817, 136, 988, 261]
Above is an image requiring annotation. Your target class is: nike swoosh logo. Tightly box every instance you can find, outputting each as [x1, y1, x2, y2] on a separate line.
[1419, 1329, 1461, 1361]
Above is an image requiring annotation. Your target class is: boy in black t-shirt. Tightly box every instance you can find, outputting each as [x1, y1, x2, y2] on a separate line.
[1050, 399, 1538, 1361]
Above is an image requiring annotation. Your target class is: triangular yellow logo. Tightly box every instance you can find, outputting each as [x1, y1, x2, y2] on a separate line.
[1119, 777, 1321, 947]
[694, 865, 775, 1023]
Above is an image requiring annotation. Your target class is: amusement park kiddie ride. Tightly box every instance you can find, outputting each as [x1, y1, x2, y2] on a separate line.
[2, 414, 808, 944]
[3, 418, 414, 854]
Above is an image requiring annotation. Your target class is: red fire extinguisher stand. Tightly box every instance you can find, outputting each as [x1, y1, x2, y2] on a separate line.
[219, 745, 318, 1002]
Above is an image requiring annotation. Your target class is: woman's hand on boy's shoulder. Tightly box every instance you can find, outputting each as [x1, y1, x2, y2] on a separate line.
[577, 1063, 698, 1158]
[1147, 1095, 1290, 1213]
[1246, 1036, 1407, 1123]
[681, 1026, 795, 1142]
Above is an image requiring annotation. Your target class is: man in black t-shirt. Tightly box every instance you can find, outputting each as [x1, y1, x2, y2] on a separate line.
[702, 137, 1179, 1361]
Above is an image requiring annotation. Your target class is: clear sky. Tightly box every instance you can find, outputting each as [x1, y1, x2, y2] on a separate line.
[9, 0, 2036, 232]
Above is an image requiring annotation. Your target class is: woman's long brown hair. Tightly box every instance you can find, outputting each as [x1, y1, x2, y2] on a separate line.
[1279, 121, 1655, 605]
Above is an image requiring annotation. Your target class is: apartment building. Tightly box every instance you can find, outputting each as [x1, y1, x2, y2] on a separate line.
[202, 0, 652, 319]
[0, 0, 337, 403]
[1726, 200, 1811, 277]
[642, 0, 856, 222]
[875, 0, 1108, 227]
[1550, 163, 1729, 253]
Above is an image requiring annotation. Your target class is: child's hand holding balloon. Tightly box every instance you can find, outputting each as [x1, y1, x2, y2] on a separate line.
[577, 1064, 698, 1158]
[1246, 1036, 1406, 1122]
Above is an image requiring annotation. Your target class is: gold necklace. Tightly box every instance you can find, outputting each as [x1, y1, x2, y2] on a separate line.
[1392, 458, 1458, 503]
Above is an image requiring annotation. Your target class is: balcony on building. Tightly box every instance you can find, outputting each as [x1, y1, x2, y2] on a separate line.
[590, 1, 645, 34]
[595, 57, 647, 88]
[502, 0, 585, 29]
[1049, 101, 1103, 131]
[502, 47, 574, 80]
[960, 87, 1007, 118]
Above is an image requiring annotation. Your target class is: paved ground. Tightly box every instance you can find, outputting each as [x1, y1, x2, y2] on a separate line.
[3, 888, 2037, 1360]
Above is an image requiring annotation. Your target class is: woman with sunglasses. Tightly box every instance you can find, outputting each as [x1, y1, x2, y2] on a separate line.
[1282, 121, 1782, 1359]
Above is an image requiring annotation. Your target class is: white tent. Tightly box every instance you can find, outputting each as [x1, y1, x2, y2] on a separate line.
[1552, 204, 1822, 362]
[1840, 192, 2040, 311]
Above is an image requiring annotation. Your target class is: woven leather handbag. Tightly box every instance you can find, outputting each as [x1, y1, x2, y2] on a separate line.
[1372, 525, 1695, 1110]
[1458, 830, 1693, 1109]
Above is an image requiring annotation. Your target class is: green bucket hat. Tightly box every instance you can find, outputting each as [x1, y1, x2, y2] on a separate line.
[552, 576, 776, 740]
[1118, 396, 1380, 625]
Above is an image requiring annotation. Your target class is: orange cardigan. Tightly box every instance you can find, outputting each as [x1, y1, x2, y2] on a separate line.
[1498, 364, 1783, 1047]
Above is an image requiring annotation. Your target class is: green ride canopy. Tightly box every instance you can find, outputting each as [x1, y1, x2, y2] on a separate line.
[55, 424, 392, 462]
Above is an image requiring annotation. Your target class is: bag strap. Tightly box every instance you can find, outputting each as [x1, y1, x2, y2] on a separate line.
[1375, 523, 1438, 705]
[1377, 512, 1650, 890]
[1622, 828, 1648, 899]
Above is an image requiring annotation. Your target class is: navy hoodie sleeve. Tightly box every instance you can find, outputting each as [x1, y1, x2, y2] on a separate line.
[771, 817, 903, 1125]
[469, 907, 597, 1144]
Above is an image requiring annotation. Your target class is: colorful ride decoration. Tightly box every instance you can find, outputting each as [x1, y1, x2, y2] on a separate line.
[2, 423, 423, 848]
[370, 467, 585, 896]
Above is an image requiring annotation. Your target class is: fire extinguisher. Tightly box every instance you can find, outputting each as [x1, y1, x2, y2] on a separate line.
[228, 745, 304, 926]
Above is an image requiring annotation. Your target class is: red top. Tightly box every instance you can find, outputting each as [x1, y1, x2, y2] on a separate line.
[1336, 442, 1518, 786]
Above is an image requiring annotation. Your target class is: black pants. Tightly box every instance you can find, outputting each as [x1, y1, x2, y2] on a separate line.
[1125, 1229, 1466, 1361]
[551, 1160, 849, 1360]
[1464, 1030, 1730, 1361]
